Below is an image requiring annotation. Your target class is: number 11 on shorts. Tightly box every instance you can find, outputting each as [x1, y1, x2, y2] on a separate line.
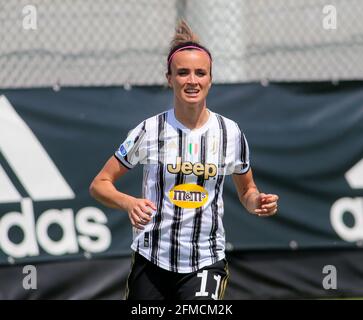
[195, 270, 222, 299]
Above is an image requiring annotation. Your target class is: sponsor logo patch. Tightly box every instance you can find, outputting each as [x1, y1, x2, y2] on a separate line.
[167, 157, 217, 180]
[119, 139, 134, 157]
[169, 183, 208, 209]
[119, 144, 127, 156]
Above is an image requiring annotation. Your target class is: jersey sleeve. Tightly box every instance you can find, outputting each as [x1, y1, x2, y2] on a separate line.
[233, 125, 250, 175]
[114, 121, 147, 169]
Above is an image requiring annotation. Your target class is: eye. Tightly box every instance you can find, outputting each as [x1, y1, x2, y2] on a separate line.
[196, 70, 207, 77]
[177, 69, 189, 76]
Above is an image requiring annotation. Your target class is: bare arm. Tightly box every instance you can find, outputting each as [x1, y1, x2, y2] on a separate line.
[89, 156, 156, 229]
[232, 168, 278, 216]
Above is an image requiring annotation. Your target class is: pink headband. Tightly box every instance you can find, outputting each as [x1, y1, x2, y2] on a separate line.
[167, 45, 212, 67]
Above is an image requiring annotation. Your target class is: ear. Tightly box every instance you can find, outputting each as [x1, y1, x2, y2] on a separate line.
[165, 72, 172, 88]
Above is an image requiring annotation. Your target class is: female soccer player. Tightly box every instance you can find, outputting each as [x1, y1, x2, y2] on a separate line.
[89, 21, 279, 300]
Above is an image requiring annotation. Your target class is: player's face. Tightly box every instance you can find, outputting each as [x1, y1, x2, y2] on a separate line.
[167, 50, 212, 106]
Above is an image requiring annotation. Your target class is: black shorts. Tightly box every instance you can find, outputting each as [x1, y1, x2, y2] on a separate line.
[125, 252, 229, 300]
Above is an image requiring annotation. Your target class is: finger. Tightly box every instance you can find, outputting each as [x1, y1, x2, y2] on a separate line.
[130, 209, 145, 224]
[254, 208, 268, 214]
[134, 208, 151, 224]
[261, 202, 277, 209]
[139, 208, 152, 223]
[263, 194, 279, 202]
[137, 218, 149, 226]
[255, 207, 277, 215]
[261, 208, 278, 216]
[259, 193, 266, 201]
[140, 204, 153, 217]
[130, 217, 144, 230]
[133, 216, 146, 229]
[145, 199, 157, 211]
[259, 210, 277, 216]
[261, 194, 272, 204]
[134, 223, 145, 230]
[140, 212, 152, 223]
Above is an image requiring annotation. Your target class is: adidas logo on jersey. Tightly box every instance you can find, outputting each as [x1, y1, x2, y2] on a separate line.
[167, 157, 217, 180]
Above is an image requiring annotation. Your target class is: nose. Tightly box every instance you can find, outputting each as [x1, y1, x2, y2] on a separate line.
[187, 72, 197, 84]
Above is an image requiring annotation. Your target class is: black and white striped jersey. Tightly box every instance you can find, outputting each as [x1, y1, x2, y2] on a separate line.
[115, 108, 250, 273]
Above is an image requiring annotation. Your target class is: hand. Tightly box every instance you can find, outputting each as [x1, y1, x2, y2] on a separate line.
[254, 193, 279, 217]
[126, 198, 157, 230]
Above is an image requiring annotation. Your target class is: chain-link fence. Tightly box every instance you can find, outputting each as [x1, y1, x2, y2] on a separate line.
[1, 0, 363, 88]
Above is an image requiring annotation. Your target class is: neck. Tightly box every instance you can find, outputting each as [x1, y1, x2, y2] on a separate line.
[174, 99, 209, 130]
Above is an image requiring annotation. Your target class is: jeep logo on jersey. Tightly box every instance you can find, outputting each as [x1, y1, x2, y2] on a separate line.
[0, 95, 111, 261]
[167, 157, 217, 180]
[169, 184, 208, 209]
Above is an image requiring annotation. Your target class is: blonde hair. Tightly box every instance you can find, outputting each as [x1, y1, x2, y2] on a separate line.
[170, 20, 200, 49]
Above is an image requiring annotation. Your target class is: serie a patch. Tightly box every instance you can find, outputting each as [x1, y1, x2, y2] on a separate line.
[119, 139, 134, 156]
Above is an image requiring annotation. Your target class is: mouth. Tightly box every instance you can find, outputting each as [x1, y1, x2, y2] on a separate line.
[184, 88, 200, 97]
